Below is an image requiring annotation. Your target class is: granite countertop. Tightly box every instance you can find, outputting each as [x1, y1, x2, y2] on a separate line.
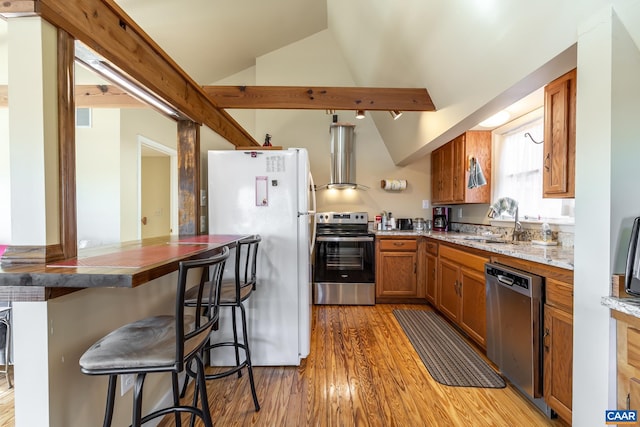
[373, 229, 574, 270]
[601, 296, 640, 318]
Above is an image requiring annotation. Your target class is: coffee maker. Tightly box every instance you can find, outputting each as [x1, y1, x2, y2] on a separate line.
[432, 207, 451, 231]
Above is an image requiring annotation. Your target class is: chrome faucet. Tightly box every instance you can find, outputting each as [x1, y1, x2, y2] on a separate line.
[512, 206, 524, 242]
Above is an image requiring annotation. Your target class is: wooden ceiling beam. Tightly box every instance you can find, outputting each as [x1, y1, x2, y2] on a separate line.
[73, 85, 144, 108]
[0, 0, 38, 17]
[5, 0, 259, 147]
[0, 84, 152, 108]
[203, 86, 436, 111]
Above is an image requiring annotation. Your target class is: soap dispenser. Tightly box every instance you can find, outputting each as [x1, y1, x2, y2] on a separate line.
[541, 222, 551, 242]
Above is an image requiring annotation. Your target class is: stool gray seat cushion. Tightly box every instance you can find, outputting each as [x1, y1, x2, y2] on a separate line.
[79, 314, 208, 372]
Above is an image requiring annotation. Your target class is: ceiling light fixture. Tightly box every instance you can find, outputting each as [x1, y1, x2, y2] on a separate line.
[355, 110, 365, 120]
[75, 42, 182, 119]
[478, 110, 510, 128]
[390, 110, 403, 120]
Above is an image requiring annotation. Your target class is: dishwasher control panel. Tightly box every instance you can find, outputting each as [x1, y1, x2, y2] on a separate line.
[485, 266, 530, 290]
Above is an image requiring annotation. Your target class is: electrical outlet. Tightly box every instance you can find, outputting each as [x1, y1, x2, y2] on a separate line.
[422, 200, 430, 209]
[121, 374, 134, 396]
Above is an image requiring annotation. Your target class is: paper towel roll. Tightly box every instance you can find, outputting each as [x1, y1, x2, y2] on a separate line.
[381, 179, 407, 191]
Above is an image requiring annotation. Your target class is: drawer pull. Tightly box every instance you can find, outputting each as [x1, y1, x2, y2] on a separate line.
[393, 242, 404, 246]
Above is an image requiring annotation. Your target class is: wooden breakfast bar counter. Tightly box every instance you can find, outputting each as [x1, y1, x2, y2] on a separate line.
[0, 234, 247, 295]
[0, 234, 248, 427]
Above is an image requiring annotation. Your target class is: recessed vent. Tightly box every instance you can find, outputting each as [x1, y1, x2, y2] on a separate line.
[76, 108, 92, 128]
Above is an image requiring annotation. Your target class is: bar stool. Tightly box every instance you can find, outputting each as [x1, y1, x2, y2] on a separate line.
[0, 302, 11, 389]
[79, 247, 229, 427]
[184, 234, 261, 412]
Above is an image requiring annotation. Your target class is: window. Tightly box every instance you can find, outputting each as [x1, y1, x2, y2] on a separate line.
[493, 115, 574, 222]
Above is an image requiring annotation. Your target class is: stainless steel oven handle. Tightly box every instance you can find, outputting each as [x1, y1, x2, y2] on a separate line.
[316, 236, 374, 242]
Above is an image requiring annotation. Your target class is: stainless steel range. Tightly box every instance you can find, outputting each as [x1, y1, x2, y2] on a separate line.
[313, 212, 375, 305]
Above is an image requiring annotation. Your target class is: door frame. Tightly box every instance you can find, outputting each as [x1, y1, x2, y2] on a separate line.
[137, 135, 178, 239]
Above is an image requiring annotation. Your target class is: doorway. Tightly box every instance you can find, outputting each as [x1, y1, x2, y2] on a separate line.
[137, 136, 178, 239]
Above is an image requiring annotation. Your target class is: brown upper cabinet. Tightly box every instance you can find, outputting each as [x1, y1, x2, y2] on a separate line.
[543, 68, 576, 198]
[431, 131, 492, 205]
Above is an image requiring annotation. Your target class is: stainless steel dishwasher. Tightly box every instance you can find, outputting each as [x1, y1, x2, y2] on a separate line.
[485, 262, 551, 417]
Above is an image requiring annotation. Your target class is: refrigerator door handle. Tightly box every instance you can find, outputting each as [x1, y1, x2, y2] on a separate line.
[309, 170, 317, 252]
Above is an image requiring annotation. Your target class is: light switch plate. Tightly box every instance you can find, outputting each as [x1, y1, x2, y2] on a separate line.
[121, 374, 134, 395]
[422, 200, 430, 209]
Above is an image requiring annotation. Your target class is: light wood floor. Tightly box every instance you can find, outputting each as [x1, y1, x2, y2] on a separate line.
[0, 304, 567, 427]
[0, 366, 14, 427]
[160, 303, 567, 427]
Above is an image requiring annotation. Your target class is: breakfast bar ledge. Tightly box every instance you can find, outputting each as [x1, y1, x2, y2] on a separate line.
[0, 234, 248, 427]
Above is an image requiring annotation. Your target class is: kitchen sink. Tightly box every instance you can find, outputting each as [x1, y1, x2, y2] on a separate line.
[452, 235, 527, 245]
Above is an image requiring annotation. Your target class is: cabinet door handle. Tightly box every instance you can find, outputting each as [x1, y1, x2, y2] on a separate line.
[414, 262, 417, 274]
[628, 393, 631, 410]
[543, 328, 550, 351]
[544, 153, 550, 172]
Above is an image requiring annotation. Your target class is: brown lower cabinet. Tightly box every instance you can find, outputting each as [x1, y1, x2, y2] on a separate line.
[615, 310, 640, 422]
[375, 236, 425, 302]
[436, 244, 488, 348]
[544, 304, 573, 423]
[492, 255, 573, 424]
[425, 239, 438, 306]
[376, 236, 574, 424]
[542, 277, 574, 424]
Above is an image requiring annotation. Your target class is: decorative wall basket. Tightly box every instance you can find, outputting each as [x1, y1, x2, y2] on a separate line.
[381, 179, 407, 191]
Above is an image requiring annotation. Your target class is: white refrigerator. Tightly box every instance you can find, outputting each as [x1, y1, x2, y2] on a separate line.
[207, 148, 316, 366]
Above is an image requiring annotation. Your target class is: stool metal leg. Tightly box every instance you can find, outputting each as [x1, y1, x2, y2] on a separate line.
[240, 303, 260, 411]
[1, 319, 11, 389]
[171, 372, 182, 427]
[103, 375, 117, 427]
[194, 353, 213, 427]
[231, 306, 241, 378]
[132, 373, 147, 427]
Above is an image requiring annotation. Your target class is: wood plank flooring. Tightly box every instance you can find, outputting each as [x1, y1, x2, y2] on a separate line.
[0, 304, 567, 426]
[160, 304, 567, 427]
[0, 366, 14, 427]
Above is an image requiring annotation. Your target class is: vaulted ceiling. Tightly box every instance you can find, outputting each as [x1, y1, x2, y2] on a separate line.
[114, 0, 329, 85]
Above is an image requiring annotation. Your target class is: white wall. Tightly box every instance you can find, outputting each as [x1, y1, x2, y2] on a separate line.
[76, 109, 121, 247]
[76, 106, 180, 245]
[14, 273, 179, 426]
[574, 4, 640, 424]
[0, 107, 9, 243]
[0, 20, 9, 243]
[119, 108, 176, 241]
[218, 30, 434, 220]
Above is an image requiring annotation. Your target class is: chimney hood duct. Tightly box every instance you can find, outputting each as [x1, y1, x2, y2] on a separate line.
[321, 122, 368, 190]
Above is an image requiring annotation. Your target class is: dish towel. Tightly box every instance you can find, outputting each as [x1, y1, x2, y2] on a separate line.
[488, 197, 518, 218]
[467, 157, 487, 189]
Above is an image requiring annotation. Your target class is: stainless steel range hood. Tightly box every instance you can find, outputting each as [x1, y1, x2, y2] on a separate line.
[319, 120, 368, 190]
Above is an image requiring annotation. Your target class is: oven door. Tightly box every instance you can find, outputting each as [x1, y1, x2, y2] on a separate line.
[313, 235, 376, 305]
[313, 236, 375, 283]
